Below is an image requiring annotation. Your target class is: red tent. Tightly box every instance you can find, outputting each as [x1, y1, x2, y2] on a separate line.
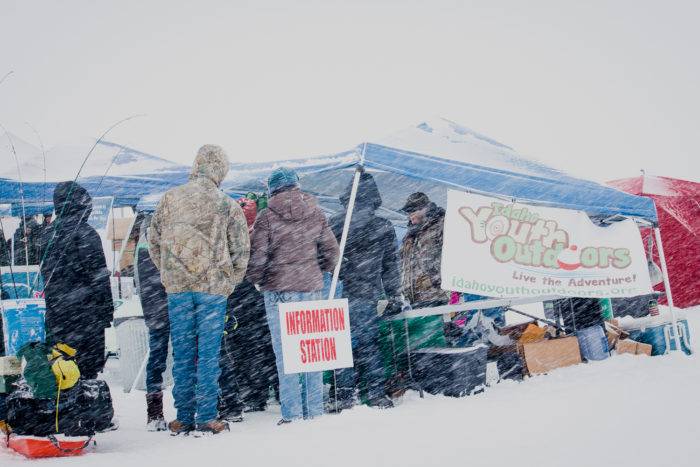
[608, 175, 700, 309]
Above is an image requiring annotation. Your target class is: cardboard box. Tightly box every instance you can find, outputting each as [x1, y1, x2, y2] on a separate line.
[616, 339, 653, 356]
[604, 320, 629, 350]
[0, 356, 21, 376]
[606, 329, 620, 350]
[522, 336, 582, 375]
[519, 323, 547, 345]
[107, 217, 136, 241]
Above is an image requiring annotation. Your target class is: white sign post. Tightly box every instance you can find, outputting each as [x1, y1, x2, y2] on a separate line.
[278, 298, 354, 374]
[441, 190, 653, 299]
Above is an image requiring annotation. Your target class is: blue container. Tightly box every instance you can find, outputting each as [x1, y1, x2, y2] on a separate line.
[413, 345, 488, 397]
[627, 320, 692, 356]
[1, 299, 46, 356]
[576, 325, 609, 361]
[0, 267, 45, 300]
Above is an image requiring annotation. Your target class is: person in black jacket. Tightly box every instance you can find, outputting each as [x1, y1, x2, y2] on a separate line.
[218, 198, 279, 421]
[219, 278, 279, 420]
[329, 171, 402, 410]
[135, 214, 170, 431]
[12, 216, 41, 266]
[41, 181, 114, 380]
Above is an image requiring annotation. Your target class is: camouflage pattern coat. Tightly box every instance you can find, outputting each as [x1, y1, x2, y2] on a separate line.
[148, 145, 250, 297]
[400, 204, 450, 305]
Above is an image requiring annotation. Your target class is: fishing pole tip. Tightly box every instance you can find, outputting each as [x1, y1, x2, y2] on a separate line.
[0, 70, 14, 83]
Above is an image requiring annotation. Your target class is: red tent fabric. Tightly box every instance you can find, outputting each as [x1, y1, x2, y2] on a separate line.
[608, 175, 700, 309]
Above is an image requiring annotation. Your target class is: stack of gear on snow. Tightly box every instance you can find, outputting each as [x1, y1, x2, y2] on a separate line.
[3, 342, 113, 438]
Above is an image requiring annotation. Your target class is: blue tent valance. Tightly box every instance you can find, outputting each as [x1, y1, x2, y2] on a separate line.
[3, 119, 658, 225]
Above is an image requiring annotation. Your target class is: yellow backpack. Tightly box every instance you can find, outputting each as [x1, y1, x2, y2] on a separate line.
[50, 343, 80, 391]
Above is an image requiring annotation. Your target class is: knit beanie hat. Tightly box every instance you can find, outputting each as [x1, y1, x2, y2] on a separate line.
[267, 167, 300, 195]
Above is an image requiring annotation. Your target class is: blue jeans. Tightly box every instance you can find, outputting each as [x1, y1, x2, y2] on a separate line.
[264, 290, 324, 421]
[336, 299, 386, 402]
[168, 292, 227, 425]
[146, 325, 170, 394]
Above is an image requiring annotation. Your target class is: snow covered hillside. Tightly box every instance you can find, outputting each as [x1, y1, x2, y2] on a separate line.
[2, 309, 698, 467]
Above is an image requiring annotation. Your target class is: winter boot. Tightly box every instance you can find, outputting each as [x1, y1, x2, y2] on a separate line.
[195, 420, 230, 435]
[367, 395, 394, 409]
[244, 404, 267, 413]
[146, 392, 167, 431]
[326, 397, 354, 414]
[221, 410, 244, 423]
[168, 419, 195, 435]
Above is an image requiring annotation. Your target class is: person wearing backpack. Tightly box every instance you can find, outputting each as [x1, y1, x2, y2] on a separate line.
[148, 145, 250, 435]
[41, 182, 114, 380]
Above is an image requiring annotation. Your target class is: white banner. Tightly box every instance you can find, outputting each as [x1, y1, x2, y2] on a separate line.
[441, 191, 653, 298]
[278, 298, 354, 374]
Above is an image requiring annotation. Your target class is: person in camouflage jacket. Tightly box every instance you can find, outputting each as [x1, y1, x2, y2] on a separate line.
[399, 192, 450, 306]
[148, 144, 250, 435]
[148, 146, 249, 297]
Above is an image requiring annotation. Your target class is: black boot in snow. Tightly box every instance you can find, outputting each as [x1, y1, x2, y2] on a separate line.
[367, 396, 394, 409]
[326, 398, 354, 414]
[146, 392, 167, 431]
[220, 410, 244, 423]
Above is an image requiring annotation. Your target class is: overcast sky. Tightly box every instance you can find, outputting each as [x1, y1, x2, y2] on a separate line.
[1, 0, 698, 183]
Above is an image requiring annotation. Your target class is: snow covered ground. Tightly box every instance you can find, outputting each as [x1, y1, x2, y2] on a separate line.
[2, 309, 699, 467]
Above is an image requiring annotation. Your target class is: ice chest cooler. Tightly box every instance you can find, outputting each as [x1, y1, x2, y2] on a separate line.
[626, 319, 692, 356]
[576, 325, 609, 361]
[412, 345, 487, 397]
[1, 299, 46, 356]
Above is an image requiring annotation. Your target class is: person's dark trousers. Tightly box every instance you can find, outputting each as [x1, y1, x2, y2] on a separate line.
[336, 299, 386, 404]
[218, 330, 245, 418]
[220, 281, 278, 412]
[75, 333, 106, 380]
[230, 328, 278, 409]
[146, 324, 170, 394]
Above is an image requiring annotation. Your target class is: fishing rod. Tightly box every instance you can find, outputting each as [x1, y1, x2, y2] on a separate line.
[1, 123, 31, 289]
[0, 71, 13, 87]
[25, 122, 47, 214]
[505, 306, 566, 332]
[34, 114, 146, 295]
[0, 216, 19, 299]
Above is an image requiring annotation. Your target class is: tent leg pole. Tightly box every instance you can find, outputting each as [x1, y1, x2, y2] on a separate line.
[327, 146, 364, 410]
[129, 349, 149, 394]
[654, 227, 683, 353]
[328, 145, 365, 301]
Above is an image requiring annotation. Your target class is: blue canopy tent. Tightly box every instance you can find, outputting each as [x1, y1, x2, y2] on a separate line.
[0, 137, 190, 209]
[0, 173, 189, 210]
[209, 120, 658, 225]
[3, 120, 658, 224]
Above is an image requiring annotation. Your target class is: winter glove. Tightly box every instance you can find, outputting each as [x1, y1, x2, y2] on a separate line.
[224, 313, 238, 335]
[384, 296, 410, 317]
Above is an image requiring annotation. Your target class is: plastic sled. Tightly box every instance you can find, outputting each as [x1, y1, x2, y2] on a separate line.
[4, 434, 92, 458]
